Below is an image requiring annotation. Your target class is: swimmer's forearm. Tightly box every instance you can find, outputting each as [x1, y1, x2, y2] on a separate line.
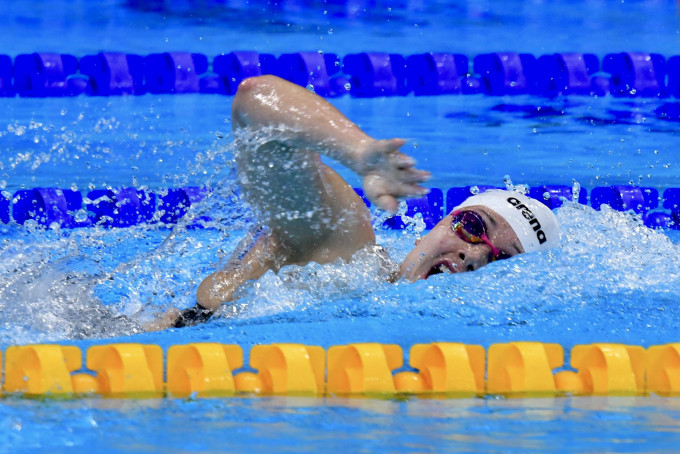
[196, 227, 285, 310]
[233, 75, 376, 175]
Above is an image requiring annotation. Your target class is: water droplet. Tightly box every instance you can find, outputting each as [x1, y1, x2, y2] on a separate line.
[503, 175, 514, 190]
[75, 210, 88, 223]
[572, 180, 581, 202]
[470, 186, 479, 195]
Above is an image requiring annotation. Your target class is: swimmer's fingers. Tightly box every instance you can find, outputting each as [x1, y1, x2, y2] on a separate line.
[364, 175, 430, 212]
[359, 138, 431, 212]
[359, 138, 429, 179]
[375, 194, 400, 213]
[400, 167, 431, 184]
[391, 153, 417, 170]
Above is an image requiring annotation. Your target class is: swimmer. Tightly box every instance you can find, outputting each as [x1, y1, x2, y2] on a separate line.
[154, 75, 559, 329]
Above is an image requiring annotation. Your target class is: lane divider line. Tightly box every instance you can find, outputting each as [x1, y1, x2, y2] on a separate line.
[1, 342, 678, 399]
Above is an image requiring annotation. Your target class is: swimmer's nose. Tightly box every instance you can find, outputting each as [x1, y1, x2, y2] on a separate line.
[414, 238, 422, 246]
[460, 247, 491, 272]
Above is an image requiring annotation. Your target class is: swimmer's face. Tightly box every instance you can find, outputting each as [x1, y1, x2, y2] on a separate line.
[398, 205, 524, 281]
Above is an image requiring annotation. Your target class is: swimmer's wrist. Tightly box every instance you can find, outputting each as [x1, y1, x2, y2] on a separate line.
[346, 139, 376, 176]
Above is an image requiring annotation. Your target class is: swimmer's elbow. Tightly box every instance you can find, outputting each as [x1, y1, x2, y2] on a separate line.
[232, 75, 287, 129]
[236, 75, 280, 97]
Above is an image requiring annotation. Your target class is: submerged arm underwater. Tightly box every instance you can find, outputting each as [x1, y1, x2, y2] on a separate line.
[150, 75, 430, 330]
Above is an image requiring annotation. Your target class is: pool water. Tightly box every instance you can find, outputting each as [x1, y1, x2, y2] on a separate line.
[3, 395, 679, 452]
[1, 0, 680, 452]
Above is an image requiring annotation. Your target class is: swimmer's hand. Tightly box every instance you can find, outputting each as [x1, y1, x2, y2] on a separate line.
[357, 139, 431, 212]
[143, 308, 181, 332]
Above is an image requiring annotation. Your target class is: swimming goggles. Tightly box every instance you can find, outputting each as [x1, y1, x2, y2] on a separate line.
[451, 210, 508, 261]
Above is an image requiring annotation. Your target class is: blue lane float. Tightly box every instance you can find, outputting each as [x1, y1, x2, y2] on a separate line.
[535, 53, 602, 96]
[276, 52, 348, 98]
[0, 192, 10, 224]
[342, 52, 408, 97]
[603, 52, 667, 98]
[0, 54, 13, 97]
[13, 53, 79, 97]
[12, 188, 84, 228]
[405, 53, 467, 96]
[1, 185, 679, 230]
[668, 56, 679, 98]
[157, 187, 209, 224]
[212, 51, 277, 95]
[473, 53, 538, 96]
[80, 52, 145, 96]
[1, 51, 678, 99]
[382, 189, 444, 230]
[644, 212, 677, 230]
[663, 188, 680, 227]
[144, 52, 209, 94]
[86, 188, 156, 227]
[528, 185, 589, 209]
[590, 186, 658, 215]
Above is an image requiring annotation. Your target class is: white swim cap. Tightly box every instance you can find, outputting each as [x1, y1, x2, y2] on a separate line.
[454, 190, 560, 253]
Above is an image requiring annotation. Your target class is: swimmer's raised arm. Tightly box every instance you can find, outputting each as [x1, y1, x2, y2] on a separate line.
[232, 75, 430, 212]
[152, 76, 429, 330]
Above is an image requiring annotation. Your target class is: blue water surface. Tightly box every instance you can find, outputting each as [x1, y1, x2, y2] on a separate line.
[0, 0, 679, 452]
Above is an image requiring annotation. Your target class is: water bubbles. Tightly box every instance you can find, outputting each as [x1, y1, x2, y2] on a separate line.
[470, 185, 479, 195]
[571, 180, 581, 202]
[514, 184, 529, 194]
[503, 175, 514, 190]
[10, 124, 26, 136]
[74, 210, 89, 224]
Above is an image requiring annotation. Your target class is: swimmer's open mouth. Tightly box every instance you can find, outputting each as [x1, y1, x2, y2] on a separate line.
[425, 260, 457, 279]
